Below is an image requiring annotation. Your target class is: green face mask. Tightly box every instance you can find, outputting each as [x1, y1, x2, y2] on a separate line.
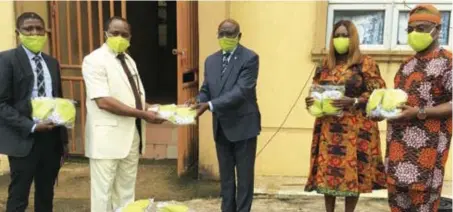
[219, 37, 239, 52]
[408, 30, 434, 52]
[106, 35, 130, 53]
[19, 33, 47, 53]
[333, 37, 350, 54]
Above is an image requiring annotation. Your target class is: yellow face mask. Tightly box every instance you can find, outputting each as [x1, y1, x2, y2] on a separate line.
[218, 37, 239, 52]
[105, 33, 130, 53]
[333, 37, 350, 54]
[408, 29, 434, 52]
[19, 33, 48, 53]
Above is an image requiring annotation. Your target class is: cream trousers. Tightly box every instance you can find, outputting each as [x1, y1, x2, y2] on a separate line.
[89, 129, 140, 212]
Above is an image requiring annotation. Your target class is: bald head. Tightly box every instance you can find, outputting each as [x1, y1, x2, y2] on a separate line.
[217, 19, 241, 39]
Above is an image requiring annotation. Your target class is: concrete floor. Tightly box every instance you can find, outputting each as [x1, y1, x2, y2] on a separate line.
[0, 160, 449, 211]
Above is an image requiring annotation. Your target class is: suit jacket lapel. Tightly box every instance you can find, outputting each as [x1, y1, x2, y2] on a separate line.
[217, 45, 242, 96]
[14, 47, 34, 97]
[102, 45, 134, 94]
[212, 52, 223, 96]
[125, 54, 146, 105]
[116, 58, 134, 93]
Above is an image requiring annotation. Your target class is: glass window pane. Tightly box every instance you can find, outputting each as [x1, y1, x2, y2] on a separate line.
[397, 11, 451, 45]
[333, 10, 386, 45]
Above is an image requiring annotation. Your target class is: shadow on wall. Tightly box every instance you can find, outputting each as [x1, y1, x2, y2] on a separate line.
[198, 164, 218, 180]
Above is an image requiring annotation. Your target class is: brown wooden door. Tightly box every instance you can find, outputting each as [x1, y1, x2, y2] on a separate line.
[175, 1, 199, 177]
[49, 1, 127, 155]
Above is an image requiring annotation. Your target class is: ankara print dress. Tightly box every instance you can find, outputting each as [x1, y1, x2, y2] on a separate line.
[305, 56, 387, 196]
[386, 48, 452, 212]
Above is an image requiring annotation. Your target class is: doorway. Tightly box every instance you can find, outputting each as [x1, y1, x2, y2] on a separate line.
[88, 0, 178, 103]
[127, 1, 177, 104]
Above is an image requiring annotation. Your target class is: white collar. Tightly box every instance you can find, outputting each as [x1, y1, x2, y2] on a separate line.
[222, 46, 238, 55]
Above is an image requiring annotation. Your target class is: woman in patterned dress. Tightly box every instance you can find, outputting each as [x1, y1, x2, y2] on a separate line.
[304, 20, 387, 212]
[382, 5, 452, 212]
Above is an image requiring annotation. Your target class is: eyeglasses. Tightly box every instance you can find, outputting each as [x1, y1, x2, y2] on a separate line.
[406, 24, 438, 33]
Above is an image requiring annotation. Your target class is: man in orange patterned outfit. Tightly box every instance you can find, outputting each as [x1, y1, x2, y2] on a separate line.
[385, 4, 452, 212]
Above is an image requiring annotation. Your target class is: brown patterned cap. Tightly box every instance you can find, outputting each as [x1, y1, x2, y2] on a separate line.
[409, 4, 441, 24]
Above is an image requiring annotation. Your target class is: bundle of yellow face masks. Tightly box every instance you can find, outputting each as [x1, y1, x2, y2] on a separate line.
[116, 199, 193, 212]
[308, 85, 345, 117]
[366, 89, 408, 119]
[148, 104, 196, 125]
[31, 97, 76, 128]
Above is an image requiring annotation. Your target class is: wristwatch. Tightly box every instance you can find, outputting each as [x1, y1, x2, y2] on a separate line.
[417, 107, 427, 120]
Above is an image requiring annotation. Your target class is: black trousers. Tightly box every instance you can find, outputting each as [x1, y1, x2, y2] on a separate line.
[215, 127, 257, 212]
[6, 131, 62, 212]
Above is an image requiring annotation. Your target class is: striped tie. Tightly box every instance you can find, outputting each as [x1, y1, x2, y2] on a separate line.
[221, 52, 231, 78]
[33, 56, 46, 97]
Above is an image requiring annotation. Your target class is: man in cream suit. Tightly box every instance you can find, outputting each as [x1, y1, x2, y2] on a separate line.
[82, 16, 163, 212]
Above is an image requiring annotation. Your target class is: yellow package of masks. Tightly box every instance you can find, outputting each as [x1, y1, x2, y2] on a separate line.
[158, 204, 190, 212]
[308, 92, 323, 118]
[321, 86, 345, 116]
[307, 85, 345, 117]
[366, 89, 385, 115]
[365, 89, 408, 119]
[52, 98, 76, 128]
[118, 199, 152, 212]
[117, 199, 193, 212]
[31, 97, 55, 122]
[31, 97, 76, 128]
[381, 89, 408, 111]
[148, 104, 196, 125]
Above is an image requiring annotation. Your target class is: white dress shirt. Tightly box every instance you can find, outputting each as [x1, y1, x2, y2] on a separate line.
[23, 46, 53, 132]
[208, 47, 237, 111]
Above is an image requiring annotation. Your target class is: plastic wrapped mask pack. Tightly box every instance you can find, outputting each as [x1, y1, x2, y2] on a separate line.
[307, 85, 345, 117]
[366, 89, 385, 115]
[32, 97, 76, 128]
[366, 89, 408, 119]
[308, 92, 323, 117]
[381, 89, 408, 111]
[116, 199, 194, 212]
[321, 90, 343, 115]
[31, 98, 55, 121]
[149, 104, 196, 125]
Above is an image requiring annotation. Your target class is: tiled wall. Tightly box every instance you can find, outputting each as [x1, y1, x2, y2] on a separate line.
[143, 123, 178, 159]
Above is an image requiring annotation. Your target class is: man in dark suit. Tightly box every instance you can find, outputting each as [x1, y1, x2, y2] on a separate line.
[191, 19, 260, 212]
[0, 12, 68, 212]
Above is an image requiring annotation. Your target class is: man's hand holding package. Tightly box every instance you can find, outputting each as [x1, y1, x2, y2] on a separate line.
[184, 98, 197, 107]
[388, 105, 418, 122]
[190, 102, 209, 118]
[142, 111, 165, 124]
[35, 122, 56, 132]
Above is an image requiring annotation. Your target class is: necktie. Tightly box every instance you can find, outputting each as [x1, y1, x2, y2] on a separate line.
[221, 52, 231, 78]
[33, 56, 46, 97]
[117, 54, 143, 110]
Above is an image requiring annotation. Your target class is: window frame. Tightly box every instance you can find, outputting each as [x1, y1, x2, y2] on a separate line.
[326, 3, 393, 51]
[390, 3, 453, 51]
